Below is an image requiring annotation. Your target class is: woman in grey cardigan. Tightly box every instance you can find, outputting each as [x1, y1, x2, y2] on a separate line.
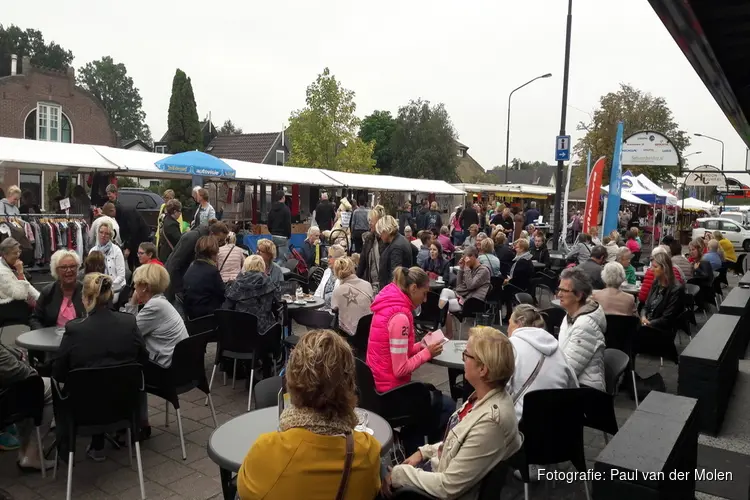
[124, 263, 188, 439]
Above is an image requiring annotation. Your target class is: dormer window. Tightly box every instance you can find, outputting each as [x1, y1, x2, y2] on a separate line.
[457, 149, 465, 158]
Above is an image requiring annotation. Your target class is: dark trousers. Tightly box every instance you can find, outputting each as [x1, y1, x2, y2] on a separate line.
[352, 230, 366, 254]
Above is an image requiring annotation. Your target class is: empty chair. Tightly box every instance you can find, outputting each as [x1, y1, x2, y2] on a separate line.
[414, 292, 443, 336]
[292, 308, 336, 330]
[211, 310, 281, 412]
[52, 364, 146, 500]
[604, 315, 639, 405]
[184, 313, 217, 337]
[581, 385, 619, 444]
[253, 376, 283, 410]
[452, 298, 490, 340]
[514, 293, 535, 306]
[145, 332, 219, 460]
[540, 307, 566, 337]
[512, 388, 591, 500]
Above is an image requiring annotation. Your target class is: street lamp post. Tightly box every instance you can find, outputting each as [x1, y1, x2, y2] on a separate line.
[694, 133, 724, 171]
[504, 73, 552, 184]
[552, 0, 573, 251]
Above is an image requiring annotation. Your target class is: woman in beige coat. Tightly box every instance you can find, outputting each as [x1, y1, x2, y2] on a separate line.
[330, 256, 374, 335]
[385, 326, 522, 500]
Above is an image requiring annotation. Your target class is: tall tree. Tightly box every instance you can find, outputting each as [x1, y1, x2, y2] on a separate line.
[166, 69, 203, 154]
[77, 56, 152, 143]
[287, 67, 376, 173]
[0, 24, 73, 71]
[389, 99, 459, 182]
[572, 83, 690, 187]
[359, 110, 397, 174]
[219, 119, 243, 135]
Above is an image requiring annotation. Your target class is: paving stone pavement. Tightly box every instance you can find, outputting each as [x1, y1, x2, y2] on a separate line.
[0, 273, 735, 499]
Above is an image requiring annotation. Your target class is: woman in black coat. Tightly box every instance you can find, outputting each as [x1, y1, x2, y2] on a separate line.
[53, 273, 148, 459]
[376, 216, 413, 288]
[182, 236, 225, 320]
[492, 230, 516, 278]
[158, 199, 183, 264]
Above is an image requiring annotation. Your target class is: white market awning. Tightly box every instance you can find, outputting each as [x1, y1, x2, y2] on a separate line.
[601, 185, 650, 205]
[451, 183, 554, 196]
[323, 170, 465, 195]
[0, 137, 118, 172]
[678, 197, 713, 211]
[226, 159, 343, 187]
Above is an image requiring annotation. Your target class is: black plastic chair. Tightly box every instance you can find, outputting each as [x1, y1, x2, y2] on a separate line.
[354, 358, 433, 432]
[308, 266, 325, 292]
[581, 385, 619, 445]
[540, 307, 566, 337]
[513, 388, 590, 500]
[52, 364, 146, 500]
[453, 297, 489, 340]
[292, 308, 336, 329]
[185, 313, 217, 337]
[346, 314, 372, 358]
[484, 277, 505, 323]
[278, 280, 298, 297]
[514, 293, 535, 306]
[253, 376, 282, 410]
[145, 331, 219, 460]
[284, 271, 310, 293]
[414, 292, 443, 336]
[0, 376, 47, 478]
[212, 310, 281, 412]
[604, 315, 640, 405]
[603, 348, 630, 398]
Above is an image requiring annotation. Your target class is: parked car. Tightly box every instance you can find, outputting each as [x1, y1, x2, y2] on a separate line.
[692, 217, 750, 251]
[718, 211, 749, 228]
[117, 188, 163, 234]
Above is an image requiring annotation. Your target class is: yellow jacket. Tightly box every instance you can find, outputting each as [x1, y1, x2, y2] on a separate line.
[237, 428, 381, 500]
[718, 238, 736, 263]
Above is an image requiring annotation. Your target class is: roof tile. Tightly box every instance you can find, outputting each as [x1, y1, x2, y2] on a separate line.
[205, 132, 280, 163]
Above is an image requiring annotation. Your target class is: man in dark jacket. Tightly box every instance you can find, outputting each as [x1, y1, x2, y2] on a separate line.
[415, 200, 430, 231]
[398, 201, 415, 235]
[314, 193, 335, 231]
[425, 201, 443, 231]
[525, 201, 541, 226]
[165, 225, 210, 301]
[577, 245, 607, 290]
[378, 220, 414, 288]
[267, 189, 291, 262]
[459, 204, 479, 235]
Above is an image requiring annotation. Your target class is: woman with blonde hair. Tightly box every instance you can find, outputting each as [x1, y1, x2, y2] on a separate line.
[386, 326, 522, 499]
[357, 205, 386, 286]
[376, 215, 413, 288]
[53, 273, 147, 461]
[237, 329, 381, 499]
[89, 219, 126, 300]
[331, 256, 374, 335]
[217, 230, 245, 283]
[314, 244, 347, 308]
[256, 238, 284, 283]
[0, 184, 21, 215]
[223, 254, 281, 335]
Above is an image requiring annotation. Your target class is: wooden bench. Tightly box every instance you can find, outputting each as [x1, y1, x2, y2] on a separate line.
[593, 392, 699, 500]
[719, 287, 750, 354]
[678, 314, 741, 435]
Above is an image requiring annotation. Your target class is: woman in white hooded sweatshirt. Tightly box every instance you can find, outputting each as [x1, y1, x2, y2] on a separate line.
[507, 304, 578, 420]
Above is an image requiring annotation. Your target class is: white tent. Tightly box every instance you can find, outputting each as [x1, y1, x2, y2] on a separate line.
[626, 174, 680, 206]
[0, 137, 118, 172]
[323, 170, 465, 195]
[601, 185, 650, 205]
[678, 197, 713, 211]
[226, 159, 341, 187]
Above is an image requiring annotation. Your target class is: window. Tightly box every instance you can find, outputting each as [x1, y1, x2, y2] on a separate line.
[154, 145, 168, 154]
[721, 221, 741, 232]
[24, 104, 72, 142]
[704, 220, 720, 230]
[456, 149, 464, 157]
[276, 150, 285, 165]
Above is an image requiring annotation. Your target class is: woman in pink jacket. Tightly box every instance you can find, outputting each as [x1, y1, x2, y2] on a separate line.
[367, 266, 454, 453]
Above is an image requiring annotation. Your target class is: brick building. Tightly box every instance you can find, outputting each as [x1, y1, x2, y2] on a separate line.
[0, 55, 116, 208]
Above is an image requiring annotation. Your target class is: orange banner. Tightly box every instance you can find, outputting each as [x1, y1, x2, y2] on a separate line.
[583, 157, 606, 234]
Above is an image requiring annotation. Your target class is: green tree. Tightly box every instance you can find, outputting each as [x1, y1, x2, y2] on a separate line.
[0, 24, 73, 71]
[572, 83, 690, 188]
[219, 119, 243, 135]
[116, 177, 140, 188]
[77, 56, 152, 143]
[287, 67, 376, 173]
[166, 69, 203, 154]
[359, 110, 397, 174]
[389, 99, 459, 182]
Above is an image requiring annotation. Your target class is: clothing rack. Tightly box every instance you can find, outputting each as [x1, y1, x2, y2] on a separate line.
[3, 214, 88, 274]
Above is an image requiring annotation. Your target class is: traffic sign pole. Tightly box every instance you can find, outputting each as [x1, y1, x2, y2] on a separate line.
[553, 0, 573, 251]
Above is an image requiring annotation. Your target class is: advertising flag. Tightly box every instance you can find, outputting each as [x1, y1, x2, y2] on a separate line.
[603, 122, 625, 235]
[582, 157, 606, 234]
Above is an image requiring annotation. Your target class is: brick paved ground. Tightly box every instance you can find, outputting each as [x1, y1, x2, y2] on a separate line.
[0, 274, 736, 500]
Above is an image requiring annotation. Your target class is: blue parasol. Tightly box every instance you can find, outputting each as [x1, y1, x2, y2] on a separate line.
[155, 150, 235, 178]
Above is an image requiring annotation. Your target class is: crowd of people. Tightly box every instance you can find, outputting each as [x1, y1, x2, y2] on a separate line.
[2, 184, 735, 499]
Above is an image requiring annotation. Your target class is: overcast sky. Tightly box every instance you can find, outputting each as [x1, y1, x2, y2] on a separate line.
[6, 0, 749, 175]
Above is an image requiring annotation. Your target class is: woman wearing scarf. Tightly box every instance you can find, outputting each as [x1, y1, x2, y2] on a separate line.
[501, 238, 533, 323]
[88, 220, 126, 302]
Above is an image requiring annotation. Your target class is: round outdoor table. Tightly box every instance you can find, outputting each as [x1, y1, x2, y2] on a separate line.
[551, 298, 562, 308]
[286, 296, 325, 312]
[15, 327, 62, 352]
[430, 280, 446, 291]
[208, 406, 393, 498]
[620, 285, 641, 297]
[430, 340, 468, 370]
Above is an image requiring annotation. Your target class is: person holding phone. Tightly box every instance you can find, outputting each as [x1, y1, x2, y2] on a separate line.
[367, 266, 454, 454]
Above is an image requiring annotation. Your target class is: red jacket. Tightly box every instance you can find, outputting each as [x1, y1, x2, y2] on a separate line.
[638, 266, 684, 303]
